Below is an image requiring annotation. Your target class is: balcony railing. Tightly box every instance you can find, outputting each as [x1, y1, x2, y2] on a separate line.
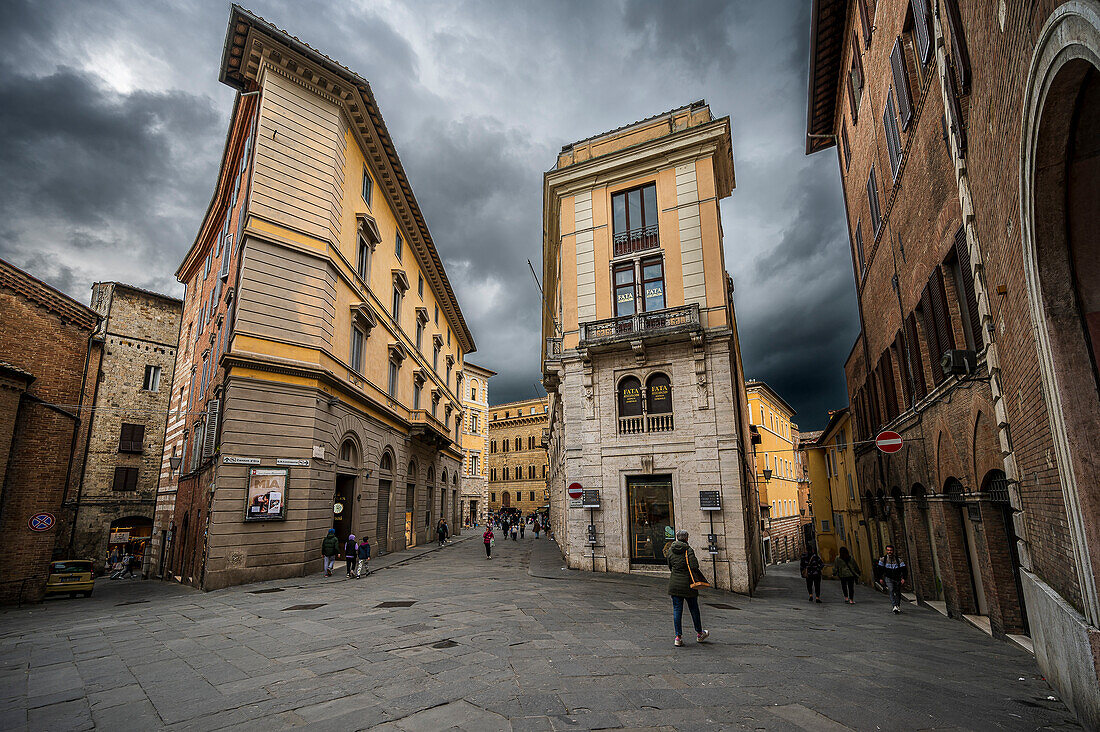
[581, 303, 700, 345]
[613, 225, 659, 257]
[618, 412, 674, 435]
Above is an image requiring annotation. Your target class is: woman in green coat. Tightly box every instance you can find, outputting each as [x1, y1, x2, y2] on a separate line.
[834, 545, 861, 604]
[666, 530, 710, 647]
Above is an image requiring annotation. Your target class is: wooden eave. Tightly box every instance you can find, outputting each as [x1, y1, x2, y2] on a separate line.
[218, 4, 475, 354]
[806, 0, 848, 155]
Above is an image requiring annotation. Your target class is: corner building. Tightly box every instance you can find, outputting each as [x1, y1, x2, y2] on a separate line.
[460, 362, 494, 524]
[746, 381, 805, 564]
[149, 6, 474, 590]
[807, 0, 1100, 723]
[541, 103, 761, 593]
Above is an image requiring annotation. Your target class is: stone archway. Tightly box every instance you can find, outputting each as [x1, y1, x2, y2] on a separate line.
[1020, 1, 1100, 626]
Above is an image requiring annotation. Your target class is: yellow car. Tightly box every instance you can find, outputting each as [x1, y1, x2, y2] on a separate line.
[44, 560, 94, 598]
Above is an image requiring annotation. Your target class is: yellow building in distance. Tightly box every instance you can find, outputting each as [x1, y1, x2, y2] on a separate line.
[460, 362, 495, 524]
[746, 380, 805, 564]
[487, 397, 549, 516]
[812, 408, 873, 582]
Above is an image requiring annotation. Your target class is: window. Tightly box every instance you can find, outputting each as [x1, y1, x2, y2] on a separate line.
[416, 320, 424, 350]
[646, 373, 672, 414]
[611, 182, 659, 256]
[884, 91, 903, 179]
[614, 263, 636, 317]
[391, 287, 402, 321]
[433, 343, 440, 371]
[350, 326, 364, 373]
[891, 38, 914, 130]
[491, 491, 496, 501]
[949, 228, 983, 350]
[528, 466, 535, 479]
[470, 384, 478, 401]
[848, 36, 864, 121]
[514, 437, 521, 451]
[490, 439, 497, 453]
[910, 0, 932, 64]
[362, 168, 373, 206]
[388, 359, 399, 398]
[854, 221, 866, 278]
[857, 0, 873, 47]
[542, 465, 546, 478]
[395, 231, 403, 260]
[848, 474, 856, 501]
[142, 365, 161, 392]
[446, 360, 452, 386]
[357, 237, 371, 281]
[112, 466, 139, 492]
[470, 413, 479, 432]
[413, 380, 422, 409]
[434, 305, 439, 324]
[841, 123, 851, 171]
[417, 274, 424, 299]
[920, 267, 956, 384]
[528, 436, 535, 449]
[503, 467, 509, 480]
[641, 256, 665, 312]
[867, 166, 882, 235]
[118, 424, 145, 453]
[502, 438, 509, 452]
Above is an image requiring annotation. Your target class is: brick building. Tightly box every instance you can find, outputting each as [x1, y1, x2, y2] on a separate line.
[71, 283, 181, 573]
[807, 0, 1100, 723]
[150, 7, 473, 590]
[0, 258, 101, 604]
[487, 397, 548, 517]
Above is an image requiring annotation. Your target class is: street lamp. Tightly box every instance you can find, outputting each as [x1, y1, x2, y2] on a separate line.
[763, 468, 773, 482]
[169, 456, 182, 473]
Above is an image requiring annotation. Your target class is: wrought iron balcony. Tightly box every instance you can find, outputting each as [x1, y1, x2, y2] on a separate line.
[613, 225, 659, 257]
[580, 303, 701, 347]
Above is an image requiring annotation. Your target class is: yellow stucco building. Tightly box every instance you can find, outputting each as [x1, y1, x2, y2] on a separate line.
[812, 408, 873, 582]
[460, 363, 494, 524]
[746, 381, 805, 564]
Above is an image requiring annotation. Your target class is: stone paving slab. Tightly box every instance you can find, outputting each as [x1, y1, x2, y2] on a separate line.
[0, 532, 1082, 730]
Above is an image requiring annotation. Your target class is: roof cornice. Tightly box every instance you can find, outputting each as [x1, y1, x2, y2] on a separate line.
[806, 0, 848, 154]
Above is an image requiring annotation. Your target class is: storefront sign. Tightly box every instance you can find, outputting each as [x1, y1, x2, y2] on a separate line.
[109, 531, 130, 544]
[245, 468, 288, 521]
[276, 458, 310, 467]
[223, 455, 261, 465]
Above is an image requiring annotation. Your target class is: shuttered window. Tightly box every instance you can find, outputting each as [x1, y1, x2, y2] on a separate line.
[854, 220, 866, 276]
[953, 227, 984, 349]
[905, 313, 928, 399]
[118, 423, 145, 453]
[841, 123, 851, 171]
[910, 0, 932, 64]
[867, 166, 882, 235]
[112, 466, 139, 492]
[848, 36, 864, 122]
[943, 0, 971, 93]
[884, 91, 903, 179]
[894, 331, 912, 408]
[891, 39, 914, 130]
[858, 0, 873, 48]
[919, 288, 944, 384]
[944, 58, 968, 158]
[879, 350, 899, 421]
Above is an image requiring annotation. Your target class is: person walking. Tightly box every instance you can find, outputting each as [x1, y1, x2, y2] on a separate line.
[519, 521, 525, 540]
[533, 522, 540, 540]
[322, 528, 339, 577]
[483, 526, 494, 559]
[800, 546, 825, 603]
[665, 529, 709, 647]
[834, 546, 861, 604]
[343, 534, 358, 578]
[875, 544, 909, 614]
[356, 536, 371, 578]
[436, 519, 448, 547]
[510, 523, 518, 541]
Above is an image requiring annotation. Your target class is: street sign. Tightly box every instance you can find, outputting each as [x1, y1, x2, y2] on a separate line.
[875, 430, 904, 454]
[276, 458, 310, 467]
[581, 490, 601, 508]
[567, 483, 583, 500]
[29, 512, 55, 532]
[699, 490, 721, 511]
[223, 455, 261, 465]
[569, 499, 583, 509]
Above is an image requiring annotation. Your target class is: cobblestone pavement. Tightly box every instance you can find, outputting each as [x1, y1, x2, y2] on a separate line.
[0, 532, 1079, 731]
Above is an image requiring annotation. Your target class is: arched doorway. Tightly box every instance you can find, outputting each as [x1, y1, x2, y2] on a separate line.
[107, 516, 153, 568]
[1022, 14, 1100, 624]
[376, 451, 394, 554]
[333, 438, 359, 542]
[502, 491, 511, 508]
[911, 484, 943, 600]
[946, 477, 987, 616]
[980, 469, 1029, 633]
[405, 461, 417, 548]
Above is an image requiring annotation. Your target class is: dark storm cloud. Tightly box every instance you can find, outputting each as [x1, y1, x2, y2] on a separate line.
[0, 1, 859, 428]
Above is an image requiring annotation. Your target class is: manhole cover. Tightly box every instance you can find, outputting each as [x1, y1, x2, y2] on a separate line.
[115, 600, 150, 607]
[376, 600, 417, 608]
[706, 602, 739, 610]
[249, 587, 285, 594]
[431, 639, 458, 649]
[282, 603, 326, 611]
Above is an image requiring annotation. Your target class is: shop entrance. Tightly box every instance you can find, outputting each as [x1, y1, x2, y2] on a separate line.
[627, 476, 674, 565]
[107, 516, 153, 566]
[405, 482, 416, 548]
[376, 480, 391, 554]
[333, 475, 355, 542]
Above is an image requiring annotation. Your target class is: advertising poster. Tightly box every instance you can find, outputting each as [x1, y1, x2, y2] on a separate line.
[245, 467, 287, 521]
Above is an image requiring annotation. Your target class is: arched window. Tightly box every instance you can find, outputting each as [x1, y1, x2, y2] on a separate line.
[618, 376, 642, 417]
[646, 372, 673, 432]
[379, 451, 393, 474]
[339, 439, 358, 465]
[407, 461, 417, 480]
[427, 466, 435, 485]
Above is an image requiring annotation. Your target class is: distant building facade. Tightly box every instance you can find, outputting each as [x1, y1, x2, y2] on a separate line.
[487, 397, 548, 515]
[0, 258, 101, 603]
[746, 381, 805, 564]
[541, 102, 761, 593]
[150, 7, 474, 590]
[807, 0, 1100, 722]
[72, 283, 181, 573]
[460, 362, 494, 524]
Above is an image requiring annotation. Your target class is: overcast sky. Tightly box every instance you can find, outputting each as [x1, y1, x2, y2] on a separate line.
[0, 0, 858, 430]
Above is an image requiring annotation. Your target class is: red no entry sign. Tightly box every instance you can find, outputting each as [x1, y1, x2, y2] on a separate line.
[875, 431, 904, 454]
[567, 483, 583, 500]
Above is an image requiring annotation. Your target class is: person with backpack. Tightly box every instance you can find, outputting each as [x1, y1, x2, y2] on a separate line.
[356, 536, 371, 578]
[874, 544, 909, 614]
[436, 519, 448, 547]
[483, 526, 494, 559]
[343, 534, 358, 578]
[321, 528, 339, 577]
[665, 530, 710, 647]
[800, 546, 825, 603]
[834, 546, 861, 604]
